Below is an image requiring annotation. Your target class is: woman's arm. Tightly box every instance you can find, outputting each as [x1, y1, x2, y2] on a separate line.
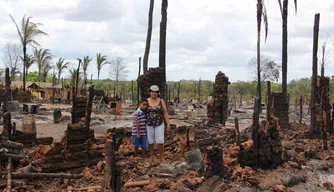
[161, 99, 170, 131]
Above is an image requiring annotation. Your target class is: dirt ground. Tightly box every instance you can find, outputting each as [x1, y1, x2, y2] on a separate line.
[0, 103, 197, 141]
[1, 102, 334, 192]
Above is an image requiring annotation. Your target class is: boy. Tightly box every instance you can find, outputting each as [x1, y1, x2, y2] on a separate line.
[132, 99, 149, 157]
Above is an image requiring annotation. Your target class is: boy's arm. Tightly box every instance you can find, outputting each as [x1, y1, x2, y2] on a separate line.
[134, 113, 141, 138]
[136, 121, 140, 138]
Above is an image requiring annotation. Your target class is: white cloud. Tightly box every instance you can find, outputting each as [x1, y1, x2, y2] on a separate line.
[0, 0, 333, 83]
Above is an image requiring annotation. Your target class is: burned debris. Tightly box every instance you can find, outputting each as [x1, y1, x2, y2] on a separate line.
[208, 71, 230, 126]
[0, 66, 334, 191]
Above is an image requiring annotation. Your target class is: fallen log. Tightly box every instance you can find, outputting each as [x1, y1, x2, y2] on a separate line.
[73, 186, 102, 191]
[197, 138, 219, 147]
[11, 172, 82, 179]
[1, 140, 24, 150]
[123, 178, 166, 187]
[35, 137, 53, 145]
[0, 153, 28, 162]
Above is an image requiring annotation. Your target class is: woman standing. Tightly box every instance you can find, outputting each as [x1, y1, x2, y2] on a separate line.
[146, 85, 170, 163]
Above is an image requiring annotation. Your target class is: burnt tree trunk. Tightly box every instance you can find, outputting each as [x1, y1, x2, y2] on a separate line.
[85, 85, 94, 128]
[299, 96, 303, 124]
[213, 72, 229, 125]
[158, 0, 168, 101]
[235, 117, 240, 146]
[177, 81, 180, 103]
[281, 0, 288, 103]
[137, 57, 141, 106]
[310, 13, 320, 139]
[3, 68, 10, 113]
[143, 0, 154, 75]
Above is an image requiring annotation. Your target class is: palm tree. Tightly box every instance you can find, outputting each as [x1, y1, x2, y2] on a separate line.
[24, 54, 35, 78]
[253, 0, 268, 166]
[33, 48, 52, 83]
[96, 53, 109, 82]
[81, 56, 92, 86]
[68, 68, 81, 88]
[41, 63, 52, 82]
[256, 0, 268, 110]
[10, 14, 47, 90]
[143, 0, 155, 74]
[278, 0, 297, 100]
[56, 57, 70, 83]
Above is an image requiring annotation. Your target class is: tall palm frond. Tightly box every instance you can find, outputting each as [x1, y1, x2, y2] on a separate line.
[10, 14, 47, 90]
[41, 62, 53, 82]
[56, 57, 70, 82]
[21, 54, 35, 77]
[81, 56, 92, 77]
[33, 48, 52, 82]
[96, 53, 109, 82]
[68, 68, 82, 87]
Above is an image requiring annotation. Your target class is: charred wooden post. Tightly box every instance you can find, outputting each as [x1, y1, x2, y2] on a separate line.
[111, 133, 122, 192]
[177, 81, 180, 103]
[272, 93, 289, 131]
[266, 81, 272, 121]
[137, 57, 141, 105]
[7, 157, 12, 191]
[314, 77, 331, 138]
[138, 67, 165, 99]
[71, 96, 87, 124]
[234, 117, 240, 146]
[103, 139, 113, 189]
[85, 85, 94, 128]
[209, 71, 229, 125]
[299, 96, 303, 124]
[322, 104, 328, 150]
[3, 68, 10, 113]
[252, 98, 259, 168]
[206, 146, 225, 177]
[310, 13, 320, 139]
[75, 60, 81, 96]
[332, 102, 334, 134]
[52, 71, 55, 105]
[186, 128, 190, 150]
[1, 112, 12, 139]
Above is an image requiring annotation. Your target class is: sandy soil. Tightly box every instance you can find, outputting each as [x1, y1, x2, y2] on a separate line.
[0, 103, 196, 141]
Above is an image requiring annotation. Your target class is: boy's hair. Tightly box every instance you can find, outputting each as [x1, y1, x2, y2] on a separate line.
[140, 99, 148, 103]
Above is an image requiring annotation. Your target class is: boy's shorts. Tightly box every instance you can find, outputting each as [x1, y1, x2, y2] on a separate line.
[132, 135, 148, 148]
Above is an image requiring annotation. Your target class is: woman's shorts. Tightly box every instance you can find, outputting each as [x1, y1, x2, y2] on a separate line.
[146, 124, 165, 144]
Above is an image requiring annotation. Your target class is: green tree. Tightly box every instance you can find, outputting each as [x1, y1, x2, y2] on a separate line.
[33, 48, 52, 82]
[68, 68, 82, 88]
[249, 55, 281, 82]
[96, 53, 109, 82]
[24, 54, 35, 78]
[55, 57, 70, 82]
[10, 14, 47, 90]
[231, 81, 251, 106]
[26, 71, 38, 82]
[41, 63, 52, 82]
[80, 56, 92, 85]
